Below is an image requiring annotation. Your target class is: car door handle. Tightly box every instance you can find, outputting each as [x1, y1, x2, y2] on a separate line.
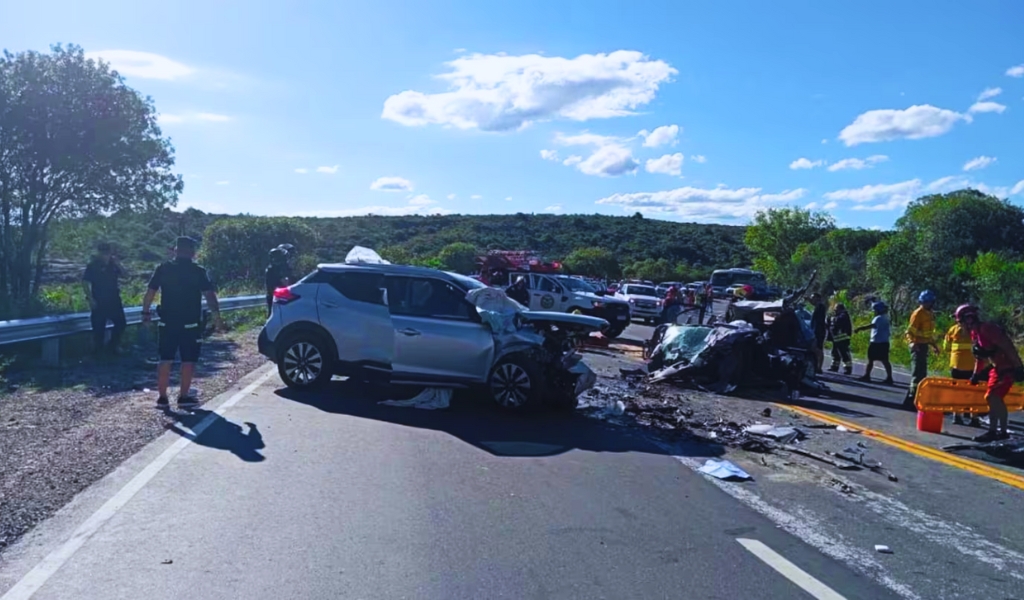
[398, 328, 421, 336]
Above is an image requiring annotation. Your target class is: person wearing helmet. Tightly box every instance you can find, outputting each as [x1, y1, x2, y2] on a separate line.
[855, 301, 893, 384]
[265, 247, 292, 314]
[828, 303, 853, 374]
[957, 305, 1023, 442]
[903, 290, 941, 409]
[945, 308, 981, 426]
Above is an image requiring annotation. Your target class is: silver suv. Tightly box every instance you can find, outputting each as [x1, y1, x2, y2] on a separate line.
[258, 263, 606, 410]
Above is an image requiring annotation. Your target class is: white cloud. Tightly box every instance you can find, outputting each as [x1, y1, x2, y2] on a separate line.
[869, 225, 884, 231]
[644, 153, 684, 176]
[1011, 181, 1024, 196]
[563, 155, 583, 166]
[978, 87, 1003, 101]
[805, 202, 819, 210]
[86, 50, 193, 80]
[370, 176, 414, 192]
[690, 155, 706, 164]
[545, 204, 563, 213]
[823, 201, 838, 210]
[471, 194, 483, 200]
[294, 168, 308, 174]
[823, 179, 921, 207]
[381, 50, 676, 132]
[316, 165, 339, 174]
[838, 105, 969, 146]
[292, 204, 453, 218]
[408, 194, 435, 205]
[554, 131, 638, 177]
[447, 193, 456, 200]
[821, 138, 829, 145]
[1006, 64, 1024, 78]
[540, 149, 559, 161]
[215, 180, 230, 186]
[827, 155, 889, 172]
[823, 175, 1014, 212]
[968, 101, 1007, 114]
[639, 124, 679, 148]
[790, 158, 824, 170]
[158, 112, 231, 125]
[963, 156, 996, 172]
[505, 196, 513, 201]
[595, 185, 807, 222]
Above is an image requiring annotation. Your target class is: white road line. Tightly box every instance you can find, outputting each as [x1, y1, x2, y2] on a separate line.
[1, 367, 277, 600]
[737, 538, 847, 600]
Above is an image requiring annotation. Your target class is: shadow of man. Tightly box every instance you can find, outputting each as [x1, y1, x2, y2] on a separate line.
[165, 408, 265, 462]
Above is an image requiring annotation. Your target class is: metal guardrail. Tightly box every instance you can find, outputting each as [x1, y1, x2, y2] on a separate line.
[0, 294, 265, 364]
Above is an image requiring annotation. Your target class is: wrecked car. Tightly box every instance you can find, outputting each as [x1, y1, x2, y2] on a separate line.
[645, 274, 826, 396]
[258, 254, 605, 411]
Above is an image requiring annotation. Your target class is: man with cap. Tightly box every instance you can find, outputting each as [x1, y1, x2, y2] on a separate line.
[141, 237, 224, 409]
[82, 242, 127, 355]
[903, 289, 941, 409]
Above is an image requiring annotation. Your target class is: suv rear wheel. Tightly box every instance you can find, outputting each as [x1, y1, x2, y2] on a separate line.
[278, 332, 334, 389]
[488, 353, 545, 411]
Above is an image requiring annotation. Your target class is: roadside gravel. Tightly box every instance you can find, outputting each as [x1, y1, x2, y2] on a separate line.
[0, 328, 268, 553]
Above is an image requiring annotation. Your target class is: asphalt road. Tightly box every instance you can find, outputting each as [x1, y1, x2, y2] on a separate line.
[0, 361, 898, 599]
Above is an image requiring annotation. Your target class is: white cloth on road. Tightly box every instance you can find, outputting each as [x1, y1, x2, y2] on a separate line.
[379, 388, 452, 410]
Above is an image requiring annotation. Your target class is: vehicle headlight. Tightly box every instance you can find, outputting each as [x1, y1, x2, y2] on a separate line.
[629, 298, 636, 304]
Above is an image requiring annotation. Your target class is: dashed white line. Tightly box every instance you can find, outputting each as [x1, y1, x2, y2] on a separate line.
[737, 538, 848, 600]
[0, 367, 276, 600]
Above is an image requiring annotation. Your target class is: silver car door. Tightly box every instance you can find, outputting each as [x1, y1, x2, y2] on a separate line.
[385, 276, 495, 383]
[316, 269, 393, 375]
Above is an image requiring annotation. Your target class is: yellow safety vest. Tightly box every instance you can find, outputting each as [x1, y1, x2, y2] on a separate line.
[944, 324, 974, 371]
[906, 307, 936, 345]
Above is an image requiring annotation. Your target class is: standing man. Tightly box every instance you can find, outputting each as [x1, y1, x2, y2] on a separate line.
[956, 304, 1024, 442]
[856, 301, 893, 384]
[82, 242, 127, 355]
[944, 312, 979, 425]
[142, 237, 223, 409]
[828, 303, 853, 374]
[808, 293, 827, 374]
[903, 290, 941, 409]
[265, 247, 291, 315]
[506, 276, 530, 306]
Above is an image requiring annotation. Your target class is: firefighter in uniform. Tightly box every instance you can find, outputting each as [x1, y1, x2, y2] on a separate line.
[142, 237, 223, 409]
[944, 315, 980, 426]
[828, 303, 853, 374]
[957, 304, 1024, 442]
[903, 290, 940, 409]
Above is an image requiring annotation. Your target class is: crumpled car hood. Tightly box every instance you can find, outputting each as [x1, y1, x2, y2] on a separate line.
[520, 311, 608, 332]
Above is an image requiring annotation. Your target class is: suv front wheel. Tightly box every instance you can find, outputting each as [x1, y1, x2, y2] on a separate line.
[277, 332, 334, 389]
[488, 353, 546, 411]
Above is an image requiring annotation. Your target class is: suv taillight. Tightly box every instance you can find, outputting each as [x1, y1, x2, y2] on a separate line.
[273, 287, 300, 304]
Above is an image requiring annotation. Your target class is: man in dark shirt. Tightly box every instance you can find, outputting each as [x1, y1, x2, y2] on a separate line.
[809, 293, 827, 374]
[265, 247, 292, 314]
[142, 237, 223, 409]
[506, 276, 530, 306]
[82, 242, 127, 354]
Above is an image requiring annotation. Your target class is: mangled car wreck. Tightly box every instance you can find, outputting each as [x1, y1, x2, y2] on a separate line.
[645, 273, 827, 397]
[258, 248, 603, 411]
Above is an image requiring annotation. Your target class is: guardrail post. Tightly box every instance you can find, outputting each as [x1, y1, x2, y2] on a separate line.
[41, 338, 60, 366]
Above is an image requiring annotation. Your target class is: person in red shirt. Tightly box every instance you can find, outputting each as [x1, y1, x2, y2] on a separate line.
[956, 305, 1024, 442]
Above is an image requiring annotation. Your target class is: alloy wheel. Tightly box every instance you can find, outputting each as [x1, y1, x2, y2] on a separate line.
[283, 341, 323, 386]
[491, 362, 532, 408]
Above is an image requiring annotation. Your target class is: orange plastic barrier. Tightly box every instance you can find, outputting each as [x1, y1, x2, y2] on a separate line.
[915, 377, 1024, 413]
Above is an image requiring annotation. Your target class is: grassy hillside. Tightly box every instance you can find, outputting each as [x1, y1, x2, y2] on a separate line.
[47, 210, 752, 280]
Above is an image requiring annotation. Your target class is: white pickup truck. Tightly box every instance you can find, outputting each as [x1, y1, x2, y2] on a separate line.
[511, 273, 632, 338]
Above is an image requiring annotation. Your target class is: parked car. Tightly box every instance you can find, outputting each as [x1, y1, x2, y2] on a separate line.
[615, 283, 663, 324]
[655, 281, 684, 298]
[259, 263, 605, 411]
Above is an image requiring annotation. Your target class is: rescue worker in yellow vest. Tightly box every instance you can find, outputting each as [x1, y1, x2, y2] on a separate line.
[828, 303, 853, 375]
[903, 289, 941, 410]
[944, 318, 981, 426]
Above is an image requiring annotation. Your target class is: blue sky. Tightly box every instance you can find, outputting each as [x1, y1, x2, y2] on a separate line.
[4, 0, 1023, 228]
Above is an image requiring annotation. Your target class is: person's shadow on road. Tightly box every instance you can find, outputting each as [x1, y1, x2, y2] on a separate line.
[165, 408, 266, 463]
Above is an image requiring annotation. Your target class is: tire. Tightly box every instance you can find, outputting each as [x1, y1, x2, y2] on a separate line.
[277, 331, 334, 389]
[488, 353, 546, 411]
[605, 324, 626, 339]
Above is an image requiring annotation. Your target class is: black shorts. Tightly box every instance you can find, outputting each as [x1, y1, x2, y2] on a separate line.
[867, 342, 890, 361]
[950, 368, 973, 380]
[158, 324, 202, 363]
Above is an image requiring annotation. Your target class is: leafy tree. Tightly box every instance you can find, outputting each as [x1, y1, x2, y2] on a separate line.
[953, 253, 1024, 330]
[563, 247, 621, 279]
[0, 44, 181, 315]
[745, 208, 834, 286]
[201, 217, 317, 285]
[792, 229, 887, 294]
[624, 258, 676, 283]
[436, 242, 479, 274]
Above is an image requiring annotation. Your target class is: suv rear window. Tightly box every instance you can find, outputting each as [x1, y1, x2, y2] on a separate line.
[311, 270, 386, 305]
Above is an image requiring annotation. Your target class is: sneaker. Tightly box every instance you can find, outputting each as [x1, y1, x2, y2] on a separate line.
[828, 365, 839, 372]
[177, 395, 200, 409]
[857, 376, 872, 383]
[155, 395, 169, 409]
[883, 378, 895, 385]
[973, 431, 1001, 443]
[843, 368, 853, 375]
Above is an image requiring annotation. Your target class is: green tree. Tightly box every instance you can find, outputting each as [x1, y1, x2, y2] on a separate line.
[624, 258, 676, 283]
[0, 45, 181, 315]
[201, 217, 317, 285]
[563, 247, 621, 279]
[745, 208, 834, 286]
[792, 229, 887, 294]
[436, 242, 479, 274]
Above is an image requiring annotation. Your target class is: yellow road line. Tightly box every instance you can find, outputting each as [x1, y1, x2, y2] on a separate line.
[775, 403, 1024, 491]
